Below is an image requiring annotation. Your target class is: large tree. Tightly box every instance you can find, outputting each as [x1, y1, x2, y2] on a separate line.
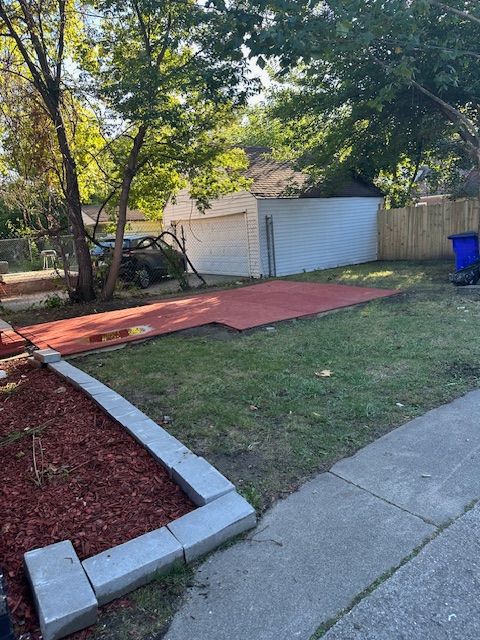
[0, 0, 260, 300]
[86, 0, 256, 299]
[0, 0, 97, 300]
[249, 0, 480, 203]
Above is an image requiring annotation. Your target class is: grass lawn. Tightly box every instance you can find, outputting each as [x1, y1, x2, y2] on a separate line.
[74, 259, 480, 638]
[78, 260, 480, 511]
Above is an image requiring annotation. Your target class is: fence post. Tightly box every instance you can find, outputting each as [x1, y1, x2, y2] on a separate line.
[27, 237, 33, 265]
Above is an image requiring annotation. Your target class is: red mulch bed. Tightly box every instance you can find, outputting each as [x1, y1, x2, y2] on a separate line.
[0, 357, 194, 639]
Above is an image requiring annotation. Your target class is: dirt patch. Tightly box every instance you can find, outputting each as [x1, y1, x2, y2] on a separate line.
[208, 449, 267, 484]
[447, 361, 480, 381]
[174, 324, 240, 341]
[0, 357, 194, 639]
[4, 294, 155, 328]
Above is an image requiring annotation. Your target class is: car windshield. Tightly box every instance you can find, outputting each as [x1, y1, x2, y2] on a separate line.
[92, 236, 168, 253]
[91, 238, 128, 255]
[134, 238, 154, 249]
[132, 238, 169, 251]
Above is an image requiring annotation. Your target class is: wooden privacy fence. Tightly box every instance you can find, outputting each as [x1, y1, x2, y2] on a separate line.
[378, 198, 480, 260]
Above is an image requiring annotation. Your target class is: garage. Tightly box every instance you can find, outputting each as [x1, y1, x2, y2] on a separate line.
[163, 147, 383, 278]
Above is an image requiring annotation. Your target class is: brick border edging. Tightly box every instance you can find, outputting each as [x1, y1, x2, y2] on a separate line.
[23, 350, 256, 640]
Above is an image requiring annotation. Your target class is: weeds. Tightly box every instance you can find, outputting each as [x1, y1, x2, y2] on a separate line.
[0, 382, 19, 397]
[0, 420, 52, 449]
[43, 293, 64, 309]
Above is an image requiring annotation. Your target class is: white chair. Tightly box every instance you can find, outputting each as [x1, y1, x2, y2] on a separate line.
[41, 249, 57, 269]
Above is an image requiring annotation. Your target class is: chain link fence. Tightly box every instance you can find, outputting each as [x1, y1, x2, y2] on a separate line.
[0, 236, 77, 273]
[0, 225, 189, 293]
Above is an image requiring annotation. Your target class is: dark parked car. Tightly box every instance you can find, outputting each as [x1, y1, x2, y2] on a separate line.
[91, 235, 186, 288]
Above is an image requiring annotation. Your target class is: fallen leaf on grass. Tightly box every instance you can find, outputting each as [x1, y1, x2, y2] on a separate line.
[315, 370, 333, 378]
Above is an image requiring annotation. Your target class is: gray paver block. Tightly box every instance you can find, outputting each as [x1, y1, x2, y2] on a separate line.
[92, 391, 147, 421]
[331, 389, 480, 525]
[82, 527, 183, 605]
[143, 435, 192, 472]
[24, 540, 97, 640]
[167, 491, 256, 562]
[33, 348, 61, 363]
[164, 473, 435, 640]
[109, 406, 148, 421]
[323, 505, 480, 640]
[79, 380, 112, 397]
[116, 414, 192, 470]
[119, 416, 171, 442]
[48, 361, 97, 387]
[92, 391, 133, 413]
[171, 455, 235, 506]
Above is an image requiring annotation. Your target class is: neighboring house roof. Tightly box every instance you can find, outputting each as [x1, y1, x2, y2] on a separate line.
[416, 194, 450, 206]
[414, 167, 480, 201]
[81, 205, 147, 226]
[243, 147, 383, 198]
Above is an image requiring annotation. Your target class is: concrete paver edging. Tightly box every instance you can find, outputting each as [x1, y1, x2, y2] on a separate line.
[24, 541, 97, 640]
[22, 355, 255, 640]
[33, 348, 62, 364]
[81, 527, 184, 606]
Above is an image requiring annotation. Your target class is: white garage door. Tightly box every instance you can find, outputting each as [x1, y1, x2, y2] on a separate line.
[178, 214, 250, 276]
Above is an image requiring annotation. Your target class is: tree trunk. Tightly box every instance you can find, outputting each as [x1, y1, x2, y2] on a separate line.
[54, 113, 95, 301]
[101, 125, 147, 300]
[0, 2, 95, 301]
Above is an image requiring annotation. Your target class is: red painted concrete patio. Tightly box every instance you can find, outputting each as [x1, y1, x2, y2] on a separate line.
[17, 281, 398, 357]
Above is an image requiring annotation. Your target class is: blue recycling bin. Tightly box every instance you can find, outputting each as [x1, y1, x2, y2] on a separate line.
[448, 232, 479, 271]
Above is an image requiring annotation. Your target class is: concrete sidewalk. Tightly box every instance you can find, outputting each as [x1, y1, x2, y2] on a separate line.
[324, 507, 480, 640]
[324, 504, 480, 640]
[165, 391, 480, 640]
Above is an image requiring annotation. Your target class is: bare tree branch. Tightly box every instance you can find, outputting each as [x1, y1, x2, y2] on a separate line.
[55, 0, 66, 87]
[428, 0, 480, 25]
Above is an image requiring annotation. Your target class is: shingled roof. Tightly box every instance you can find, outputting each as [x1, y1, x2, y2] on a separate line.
[243, 147, 383, 198]
[81, 205, 147, 226]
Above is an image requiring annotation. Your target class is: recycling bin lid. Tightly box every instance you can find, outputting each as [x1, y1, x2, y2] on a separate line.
[448, 231, 479, 239]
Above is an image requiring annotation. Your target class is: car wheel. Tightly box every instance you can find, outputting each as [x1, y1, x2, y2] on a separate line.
[136, 265, 152, 289]
[120, 261, 135, 282]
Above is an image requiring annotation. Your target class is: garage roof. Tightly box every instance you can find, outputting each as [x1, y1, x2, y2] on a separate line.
[244, 147, 383, 198]
[81, 205, 147, 226]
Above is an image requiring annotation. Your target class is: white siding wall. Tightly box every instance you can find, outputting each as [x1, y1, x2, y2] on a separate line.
[257, 197, 382, 277]
[163, 190, 261, 277]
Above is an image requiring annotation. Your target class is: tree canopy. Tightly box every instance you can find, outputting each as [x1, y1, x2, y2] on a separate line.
[3, 0, 480, 287]
[0, 0, 260, 298]
[247, 0, 480, 205]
